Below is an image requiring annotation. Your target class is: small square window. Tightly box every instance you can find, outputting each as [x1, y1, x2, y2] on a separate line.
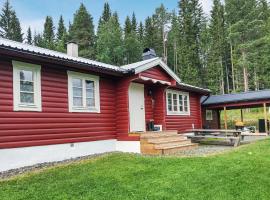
[206, 110, 213, 121]
[68, 71, 100, 113]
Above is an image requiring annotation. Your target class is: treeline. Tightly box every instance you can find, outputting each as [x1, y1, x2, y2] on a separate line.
[0, 0, 270, 94]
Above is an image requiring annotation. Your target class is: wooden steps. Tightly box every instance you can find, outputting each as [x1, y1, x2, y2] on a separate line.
[140, 131, 198, 155]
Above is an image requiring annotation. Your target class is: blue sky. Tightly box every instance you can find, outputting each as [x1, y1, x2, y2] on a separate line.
[0, 0, 213, 34]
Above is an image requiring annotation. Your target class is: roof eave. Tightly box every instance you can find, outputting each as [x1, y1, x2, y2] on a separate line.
[0, 46, 124, 76]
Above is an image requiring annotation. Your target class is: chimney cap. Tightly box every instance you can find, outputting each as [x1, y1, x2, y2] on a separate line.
[66, 40, 78, 45]
[142, 48, 157, 60]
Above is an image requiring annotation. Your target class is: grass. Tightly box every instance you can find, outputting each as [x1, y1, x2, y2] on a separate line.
[220, 108, 270, 129]
[1, 140, 270, 200]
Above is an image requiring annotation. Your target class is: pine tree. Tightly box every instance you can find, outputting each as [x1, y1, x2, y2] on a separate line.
[33, 32, 43, 47]
[144, 17, 155, 49]
[10, 11, 23, 42]
[69, 3, 95, 58]
[101, 2, 111, 23]
[0, 0, 23, 42]
[167, 11, 180, 71]
[57, 15, 66, 40]
[138, 21, 144, 43]
[43, 16, 55, 49]
[152, 4, 171, 58]
[124, 15, 142, 64]
[124, 16, 132, 36]
[26, 27, 32, 44]
[207, 0, 228, 94]
[96, 12, 124, 65]
[178, 0, 204, 86]
[131, 12, 137, 32]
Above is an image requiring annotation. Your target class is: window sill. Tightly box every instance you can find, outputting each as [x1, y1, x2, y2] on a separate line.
[14, 104, 42, 112]
[167, 112, 190, 116]
[69, 107, 100, 113]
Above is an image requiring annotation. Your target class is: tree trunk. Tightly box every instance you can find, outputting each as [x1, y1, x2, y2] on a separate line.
[242, 51, 249, 92]
[230, 42, 235, 92]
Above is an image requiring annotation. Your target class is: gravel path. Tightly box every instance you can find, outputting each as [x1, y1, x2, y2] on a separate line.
[175, 145, 233, 157]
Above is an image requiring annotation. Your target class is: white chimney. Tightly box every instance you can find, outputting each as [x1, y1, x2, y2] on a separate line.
[67, 42, 78, 57]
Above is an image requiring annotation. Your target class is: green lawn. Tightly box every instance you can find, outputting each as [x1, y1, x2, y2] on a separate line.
[1, 140, 270, 200]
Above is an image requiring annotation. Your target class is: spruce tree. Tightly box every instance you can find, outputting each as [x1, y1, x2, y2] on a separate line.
[10, 11, 23, 42]
[55, 15, 67, 53]
[207, 0, 228, 94]
[69, 3, 95, 58]
[26, 27, 32, 44]
[178, 0, 204, 86]
[124, 16, 132, 36]
[57, 15, 66, 40]
[144, 17, 155, 49]
[0, 0, 23, 42]
[131, 12, 137, 32]
[43, 16, 55, 49]
[124, 15, 142, 64]
[138, 21, 144, 43]
[96, 12, 124, 65]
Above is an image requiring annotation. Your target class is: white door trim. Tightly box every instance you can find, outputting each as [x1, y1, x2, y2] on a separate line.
[129, 83, 146, 132]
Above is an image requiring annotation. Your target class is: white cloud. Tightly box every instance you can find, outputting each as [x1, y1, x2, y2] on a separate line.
[21, 19, 45, 36]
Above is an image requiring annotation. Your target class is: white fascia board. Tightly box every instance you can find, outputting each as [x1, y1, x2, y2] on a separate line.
[134, 58, 181, 84]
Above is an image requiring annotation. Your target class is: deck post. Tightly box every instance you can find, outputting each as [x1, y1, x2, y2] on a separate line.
[240, 109, 243, 122]
[263, 103, 268, 134]
[224, 107, 228, 130]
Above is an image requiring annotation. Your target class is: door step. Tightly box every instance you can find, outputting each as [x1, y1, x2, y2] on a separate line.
[140, 131, 198, 155]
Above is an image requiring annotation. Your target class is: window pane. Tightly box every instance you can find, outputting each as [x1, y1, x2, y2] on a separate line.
[86, 80, 94, 89]
[179, 95, 183, 112]
[73, 97, 83, 106]
[86, 89, 94, 98]
[167, 93, 172, 111]
[173, 94, 178, 111]
[20, 70, 33, 81]
[86, 98, 95, 107]
[20, 81, 34, 92]
[184, 96, 188, 112]
[72, 78, 82, 87]
[20, 92, 34, 103]
[73, 87, 83, 97]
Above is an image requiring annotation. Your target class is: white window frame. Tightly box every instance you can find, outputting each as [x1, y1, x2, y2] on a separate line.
[68, 71, 100, 113]
[166, 89, 190, 116]
[206, 110, 213, 121]
[13, 61, 42, 112]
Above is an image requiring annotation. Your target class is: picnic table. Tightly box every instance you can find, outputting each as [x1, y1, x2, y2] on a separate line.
[185, 129, 243, 147]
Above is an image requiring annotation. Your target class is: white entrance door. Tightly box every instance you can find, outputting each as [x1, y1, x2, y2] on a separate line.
[129, 83, 146, 132]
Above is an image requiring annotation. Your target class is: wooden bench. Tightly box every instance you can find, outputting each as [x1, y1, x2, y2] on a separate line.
[188, 135, 241, 147]
[185, 129, 242, 147]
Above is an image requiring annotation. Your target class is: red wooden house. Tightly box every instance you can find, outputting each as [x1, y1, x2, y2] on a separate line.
[0, 38, 209, 171]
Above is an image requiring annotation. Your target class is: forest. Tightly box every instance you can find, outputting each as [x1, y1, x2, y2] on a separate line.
[0, 0, 270, 94]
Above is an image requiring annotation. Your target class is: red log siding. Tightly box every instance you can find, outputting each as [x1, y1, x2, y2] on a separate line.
[165, 92, 202, 132]
[140, 66, 172, 82]
[153, 86, 167, 128]
[0, 60, 117, 149]
[144, 85, 154, 126]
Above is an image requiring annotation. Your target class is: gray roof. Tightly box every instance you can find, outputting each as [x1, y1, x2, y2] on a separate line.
[202, 90, 270, 106]
[0, 37, 122, 72]
[0, 37, 210, 93]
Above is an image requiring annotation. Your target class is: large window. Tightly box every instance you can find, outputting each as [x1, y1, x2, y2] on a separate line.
[13, 61, 41, 111]
[166, 89, 190, 115]
[68, 71, 100, 113]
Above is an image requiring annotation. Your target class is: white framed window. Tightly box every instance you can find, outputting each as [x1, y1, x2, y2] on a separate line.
[206, 110, 213, 121]
[13, 61, 42, 112]
[166, 89, 190, 115]
[68, 71, 100, 113]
